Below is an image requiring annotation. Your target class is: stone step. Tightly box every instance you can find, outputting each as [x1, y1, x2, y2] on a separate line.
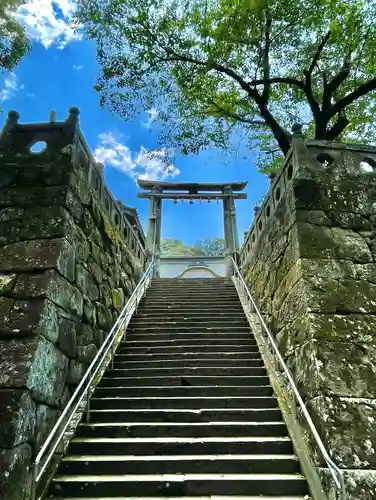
[108, 367, 267, 378]
[128, 322, 249, 331]
[60, 454, 300, 476]
[90, 396, 279, 410]
[119, 344, 260, 355]
[99, 375, 270, 387]
[136, 307, 246, 315]
[51, 472, 307, 497]
[139, 299, 242, 307]
[76, 421, 287, 439]
[133, 312, 247, 320]
[127, 326, 252, 335]
[47, 496, 309, 500]
[110, 358, 264, 369]
[124, 333, 254, 343]
[88, 408, 284, 423]
[113, 352, 262, 362]
[68, 436, 294, 457]
[94, 385, 274, 399]
[144, 293, 240, 300]
[122, 338, 256, 348]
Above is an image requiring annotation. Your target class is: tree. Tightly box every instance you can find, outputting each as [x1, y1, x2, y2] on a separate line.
[0, 1, 30, 73]
[161, 238, 203, 256]
[77, 0, 376, 174]
[193, 237, 225, 256]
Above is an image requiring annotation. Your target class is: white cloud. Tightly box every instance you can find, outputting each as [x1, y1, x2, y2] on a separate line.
[16, 0, 81, 49]
[73, 64, 83, 70]
[0, 73, 24, 102]
[142, 108, 159, 129]
[94, 132, 180, 182]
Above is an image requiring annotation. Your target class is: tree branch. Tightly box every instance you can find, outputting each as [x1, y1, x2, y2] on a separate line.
[321, 52, 352, 111]
[323, 115, 350, 141]
[308, 30, 331, 75]
[209, 100, 266, 125]
[261, 15, 272, 105]
[248, 76, 306, 91]
[328, 77, 376, 118]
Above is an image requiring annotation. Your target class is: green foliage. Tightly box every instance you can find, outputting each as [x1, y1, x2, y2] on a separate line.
[193, 237, 225, 256]
[161, 237, 225, 256]
[161, 238, 203, 257]
[77, 0, 376, 174]
[0, 1, 30, 71]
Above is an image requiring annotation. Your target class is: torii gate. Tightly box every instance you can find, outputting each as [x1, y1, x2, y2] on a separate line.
[137, 180, 247, 277]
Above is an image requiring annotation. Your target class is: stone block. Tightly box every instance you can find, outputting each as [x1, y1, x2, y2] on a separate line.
[0, 444, 32, 500]
[277, 313, 376, 358]
[295, 210, 330, 226]
[0, 207, 24, 223]
[67, 359, 88, 385]
[96, 302, 112, 330]
[87, 257, 103, 284]
[331, 227, 372, 263]
[337, 279, 376, 314]
[355, 263, 376, 284]
[287, 340, 376, 399]
[76, 343, 98, 364]
[76, 264, 99, 301]
[319, 469, 376, 500]
[58, 317, 77, 358]
[0, 389, 35, 447]
[35, 403, 60, 452]
[77, 323, 94, 345]
[297, 222, 334, 259]
[14, 270, 83, 317]
[83, 299, 96, 325]
[0, 273, 17, 295]
[0, 299, 59, 343]
[309, 396, 376, 468]
[112, 288, 125, 311]
[0, 238, 75, 280]
[66, 219, 90, 262]
[328, 211, 373, 230]
[0, 336, 68, 406]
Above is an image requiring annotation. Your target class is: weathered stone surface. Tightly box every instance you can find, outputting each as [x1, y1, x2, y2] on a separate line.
[297, 222, 334, 258]
[319, 469, 376, 500]
[0, 337, 68, 406]
[87, 257, 103, 284]
[76, 343, 97, 364]
[83, 299, 96, 325]
[14, 270, 83, 317]
[287, 340, 376, 399]
[0, 299, 59, 342]
[0, 390, 35, 447]
[76, 264, 99, 300]
[337, 279, 376, 314]
[0, 238, 75, 280]
[309, 396, 376, 468]
[331, 227, 372, 262]
[112, 288, 125, 311]
[35, 403, 60, 452]
[296, 210, 330, 226]
[67, 359, 88, 385]
[96, 302, 112, 330]
[278, 313, 376, 357]
[0, 444, 32, 500]
[77, 323, 94, 345]
[0, 273, 17, 295]
[0, 207, 24, 222]
[355, 263, 376, 284]
[328, 211, 373, 230]
[58, 317, 77, 358]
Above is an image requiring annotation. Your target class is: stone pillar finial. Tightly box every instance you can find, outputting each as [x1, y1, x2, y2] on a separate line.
[49, 110, 57, 122]
[0, 109, 20, 138]
[96, 162, 104, 178]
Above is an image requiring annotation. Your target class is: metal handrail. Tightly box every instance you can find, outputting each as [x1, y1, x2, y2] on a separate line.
[31, 260, 155, 500]
[230, 257, 346, 500]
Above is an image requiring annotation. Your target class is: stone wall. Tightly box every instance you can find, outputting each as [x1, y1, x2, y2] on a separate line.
[240, 136, 376, 499]
[0, 109, 146, 500]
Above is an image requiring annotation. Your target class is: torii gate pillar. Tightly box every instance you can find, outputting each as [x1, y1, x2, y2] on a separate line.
[138, 180, 248, 277]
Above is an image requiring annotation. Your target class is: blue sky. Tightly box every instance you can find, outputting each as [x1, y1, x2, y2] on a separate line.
[1, 0, 269, 245]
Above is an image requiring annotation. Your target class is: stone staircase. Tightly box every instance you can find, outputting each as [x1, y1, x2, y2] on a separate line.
[47, 277, 309, 499]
